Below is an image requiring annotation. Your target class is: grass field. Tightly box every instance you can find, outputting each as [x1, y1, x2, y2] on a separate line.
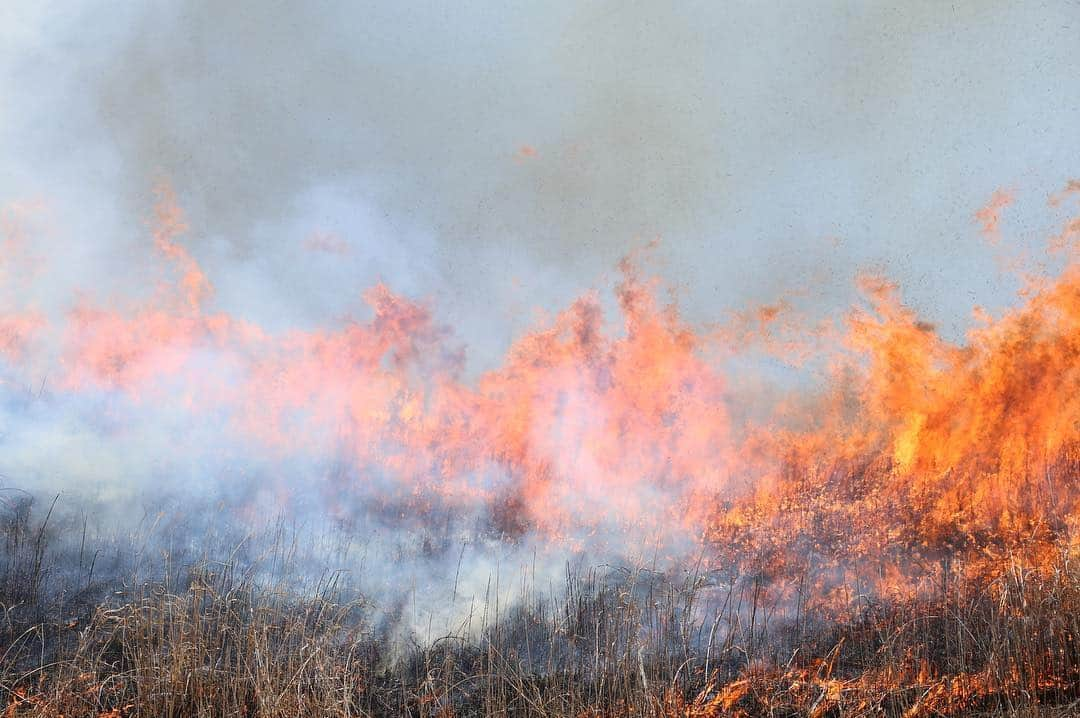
[1, 490, 1077, 717]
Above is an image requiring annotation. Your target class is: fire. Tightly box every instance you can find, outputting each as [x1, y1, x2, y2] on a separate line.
[2, 183, 1080, 717]
[4, 183, 1080, 596]
[975, 188, 1014, 243]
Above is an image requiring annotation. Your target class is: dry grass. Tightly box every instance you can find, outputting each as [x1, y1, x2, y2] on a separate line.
[0, 495, 1078, 716]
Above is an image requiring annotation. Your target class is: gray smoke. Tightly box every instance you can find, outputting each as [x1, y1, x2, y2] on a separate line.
[2, 0, 1080, 644]
[4, 1, 1080, 353]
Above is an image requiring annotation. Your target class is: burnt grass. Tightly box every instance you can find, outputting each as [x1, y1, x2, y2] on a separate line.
[1, 491, 1079, 717]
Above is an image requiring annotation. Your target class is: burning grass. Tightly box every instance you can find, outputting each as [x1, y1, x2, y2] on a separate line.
[0, 493, 1078, 717]
[2, 190, 1080, 714]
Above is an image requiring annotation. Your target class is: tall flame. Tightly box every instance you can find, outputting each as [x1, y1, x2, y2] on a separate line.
[4, 183, 1080, 598]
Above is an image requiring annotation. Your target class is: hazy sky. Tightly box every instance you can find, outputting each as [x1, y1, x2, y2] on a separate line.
[3, 1, 1080, 369]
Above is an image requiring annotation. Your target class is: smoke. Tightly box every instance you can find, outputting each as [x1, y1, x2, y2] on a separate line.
[3, 0, 1080, 642]
[5, 2, 1080, 340]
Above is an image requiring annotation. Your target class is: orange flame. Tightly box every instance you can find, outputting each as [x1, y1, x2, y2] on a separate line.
[5, 183, 1080, 591]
